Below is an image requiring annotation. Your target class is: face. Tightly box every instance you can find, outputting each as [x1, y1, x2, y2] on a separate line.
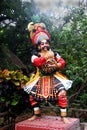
[39, 39, 50, 51]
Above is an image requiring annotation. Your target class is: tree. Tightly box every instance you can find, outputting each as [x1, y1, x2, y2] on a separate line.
[0, 0, 37, 71]
[50, 7, 87, 108]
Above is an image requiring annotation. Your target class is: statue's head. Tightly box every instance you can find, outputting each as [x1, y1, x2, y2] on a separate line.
[27, 22, 51, 46]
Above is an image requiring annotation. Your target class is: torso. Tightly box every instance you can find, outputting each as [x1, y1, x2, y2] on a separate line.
[39, 50, 57, 75]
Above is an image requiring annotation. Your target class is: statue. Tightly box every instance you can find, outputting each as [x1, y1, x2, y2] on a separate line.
[23, 22, 73, 123]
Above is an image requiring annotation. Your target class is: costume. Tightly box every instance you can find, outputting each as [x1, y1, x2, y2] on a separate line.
[23, 22, 72, 118]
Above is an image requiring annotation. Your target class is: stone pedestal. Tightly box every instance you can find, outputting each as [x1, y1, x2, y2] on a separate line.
[15, 116, 80, 130]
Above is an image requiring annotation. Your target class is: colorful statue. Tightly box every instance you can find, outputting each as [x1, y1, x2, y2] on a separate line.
[23, 22, 72, 123]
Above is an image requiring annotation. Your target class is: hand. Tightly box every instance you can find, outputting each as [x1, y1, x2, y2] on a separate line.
[56, 63, 61, 68]
[53, 60, 61, 68]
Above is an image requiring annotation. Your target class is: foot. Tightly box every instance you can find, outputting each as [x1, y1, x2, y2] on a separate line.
[62, 117, 70, 124]
[28, 115, 41, 121]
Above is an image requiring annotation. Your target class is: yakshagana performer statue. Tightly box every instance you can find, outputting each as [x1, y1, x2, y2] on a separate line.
[23, 22, 73, 123]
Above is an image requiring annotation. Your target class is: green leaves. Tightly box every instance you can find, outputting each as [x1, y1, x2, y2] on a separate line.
[0, 69, 30, 87]
[11, 93, 21, 106]
[50, 7, 87, 108]
[31, 14, 41, 23]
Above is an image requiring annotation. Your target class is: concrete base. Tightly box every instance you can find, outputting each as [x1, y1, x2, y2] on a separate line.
[15, 116, 80, 130]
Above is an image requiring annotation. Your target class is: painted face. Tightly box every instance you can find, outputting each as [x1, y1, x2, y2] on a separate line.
[39, 39, 50, 51]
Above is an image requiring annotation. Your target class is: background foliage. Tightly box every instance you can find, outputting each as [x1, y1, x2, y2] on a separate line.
[0, 0, 87, 122]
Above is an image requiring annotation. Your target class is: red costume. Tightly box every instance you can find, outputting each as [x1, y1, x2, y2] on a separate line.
[23, 22, 72, 119]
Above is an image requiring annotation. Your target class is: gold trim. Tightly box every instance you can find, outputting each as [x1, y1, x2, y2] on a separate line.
[24, 68, 40, 87]
[42, 76, 50, 98]
[55, 72, 68, 80]
[34, 110, 40, 115]
[61, 111, 67, 117]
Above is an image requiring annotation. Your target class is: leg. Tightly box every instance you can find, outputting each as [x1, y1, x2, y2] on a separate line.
[58, 89, 70, 123]
[28, 95, 41, 121]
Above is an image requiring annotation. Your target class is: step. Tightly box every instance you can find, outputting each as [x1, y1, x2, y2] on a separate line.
[15, 116, 80, 130]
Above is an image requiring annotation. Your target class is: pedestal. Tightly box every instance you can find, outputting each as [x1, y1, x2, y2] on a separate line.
[15, 116, 80, 130]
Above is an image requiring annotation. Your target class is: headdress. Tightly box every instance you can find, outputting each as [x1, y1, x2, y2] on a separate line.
[27, 22, 51, 45]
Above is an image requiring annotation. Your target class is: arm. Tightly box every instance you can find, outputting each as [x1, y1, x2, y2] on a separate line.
[57, 58, 66, 69]
[31, 55, 46, 67]
[54, 52, 66, 69]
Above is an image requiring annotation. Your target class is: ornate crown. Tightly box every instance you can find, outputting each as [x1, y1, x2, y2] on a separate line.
[27, 22, 51, 45]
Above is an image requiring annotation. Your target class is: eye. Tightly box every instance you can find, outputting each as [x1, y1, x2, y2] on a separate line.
[41, 42, 44, 45]
[45, 42, 49, 44]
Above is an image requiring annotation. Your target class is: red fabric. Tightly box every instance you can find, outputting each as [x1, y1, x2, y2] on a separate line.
[29, 95, 38, 107]
[31, 30, 51, 44]
[33, 57, 46, 67]
[58, 58, 66, 69]
[58, 91, 68, 108]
